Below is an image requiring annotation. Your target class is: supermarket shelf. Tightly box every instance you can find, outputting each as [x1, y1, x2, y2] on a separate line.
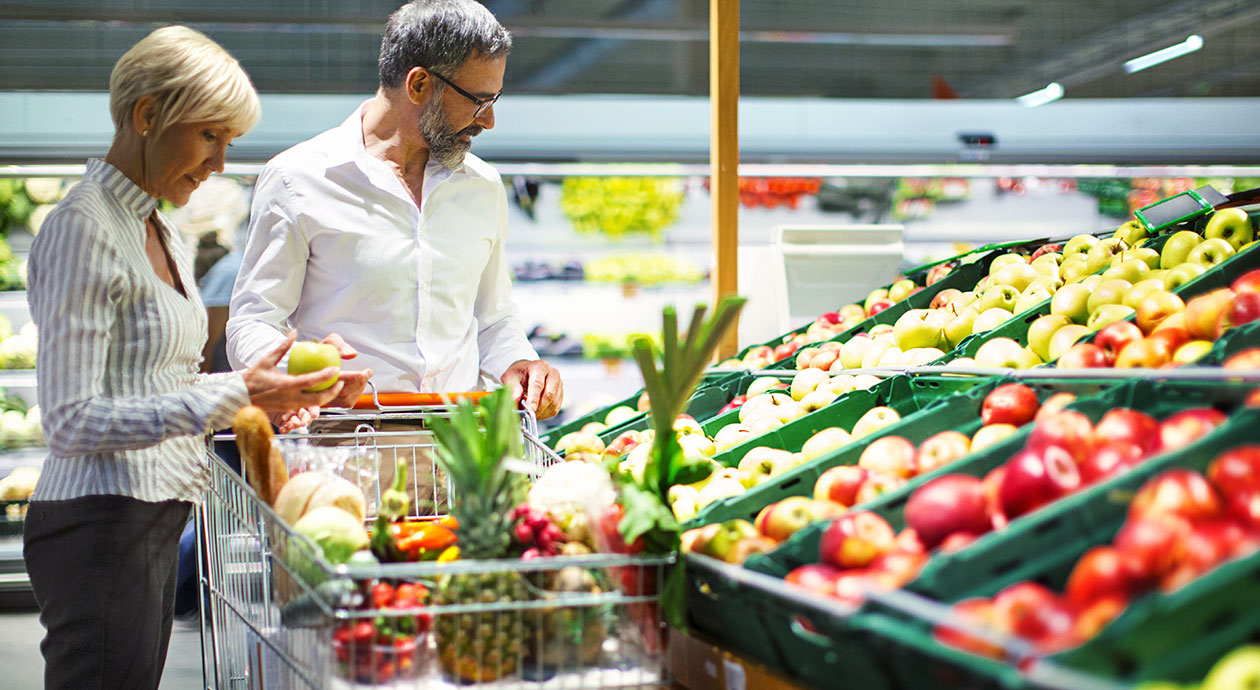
[0, 371, 35, 388]
[0, 292, 25, 309]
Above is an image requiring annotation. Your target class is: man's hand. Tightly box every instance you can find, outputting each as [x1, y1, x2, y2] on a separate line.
[242, 331, 345, 417]
[501, 359, 563, 420]
[317, 333, 373, 408]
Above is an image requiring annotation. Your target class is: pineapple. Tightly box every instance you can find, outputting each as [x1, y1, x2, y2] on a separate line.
[429, 389, 533, 683]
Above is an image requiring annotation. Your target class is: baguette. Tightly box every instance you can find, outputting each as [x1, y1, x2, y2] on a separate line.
[233, 406, 276, 504]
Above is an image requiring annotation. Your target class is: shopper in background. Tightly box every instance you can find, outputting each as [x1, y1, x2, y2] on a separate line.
[226, 0, 564, 426]
[21, 26, 362, 690]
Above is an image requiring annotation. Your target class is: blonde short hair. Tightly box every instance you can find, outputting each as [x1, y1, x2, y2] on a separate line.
[109, 26, 260, 138]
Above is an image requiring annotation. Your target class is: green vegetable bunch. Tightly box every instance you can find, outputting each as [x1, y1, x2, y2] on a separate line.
[560, 176, 685, 240]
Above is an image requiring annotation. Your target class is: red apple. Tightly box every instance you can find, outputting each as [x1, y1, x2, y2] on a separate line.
[940, 532, 980, 553]
[814, 465, 869, 507]
[1058, 343, 1109, 369]
[894, 528, 927, 555]
[1136, 291, 1186, 336]
[1027, 410, 1095, 462]
[1184, 288, 1236, 341]
[821, 311, 843, 325]
[1079, 441, 1144, 485]
[1148, 327, 1191, 357]
[1074, 596, 1128, 642]
[914, 430, 972, 474]
[933, 598, 1005, 659]
[998, 446, 1081, 518]
[904, 474, 993, 550]
[1158, 519, 1244, 592]
[853, 473, 908, 505]
[1114, 515, 1190, 580]
[1158, 408, 1227, 452]
[1114, 338, 1172, 369]
[818, 511, 896, 569]
[756, 496, 845, 542]
[1129, 469, 1222, 524]
[785, 563, 843, 596]
[1031, 243, 1063, 260]
[1034, 393, 1077, 422]
[1233, 268, 1260, 295]
[981, 383, 1041, 426]
[857, 436, 918, 479]
[992, 582, 1077, 653]
[831, 570, 873, 609]
[868, 550, 928, 587]
[931, 288, 963, 310]
[982, 465, 1007, 523]
[604, 430, 642, 458]
[1222, 489, 1260, 531]
[1219, 292, 1260, 336]
[1224, 348, 1260, 370]
[1092, 409, 1160, 455]
[866, 299, 895, 316]
[1207, 445, 1260, 495]
[773, 342, 800, 362]
[810, 349, 840, 371]
[1064, 546, 1142, 610]
[1095, 321, 1144, 364]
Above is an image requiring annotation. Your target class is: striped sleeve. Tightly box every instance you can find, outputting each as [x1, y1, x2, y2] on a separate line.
[30, 205, 249, 458]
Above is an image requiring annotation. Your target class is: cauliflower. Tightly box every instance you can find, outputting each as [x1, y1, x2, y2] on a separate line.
[23, 178, 63, 204]
[527, 461, 616, 546]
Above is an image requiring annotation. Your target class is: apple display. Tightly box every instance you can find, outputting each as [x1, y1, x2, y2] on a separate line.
[1051, 283, 1092, 325]
[287, 340, 341, 392]
[1135, 290, 1186, 335]
[1203, 207, 1255, 251]
[1057, 342, 1109, 369]
[975, 337, 1029, 369]
[814, 464, 869, 506]
[1159, 230, 1203, 270]
[1187, 237, 1236, 269]
[1063, 233, 1099, 258]
[905, 474, 992, 550]
[915, 430, 972, 474]
[857, 435, 918, 479]
[819, 511, 897, 569]
[971, 423, 1018, 452]
[1047, 324, 1090, 362]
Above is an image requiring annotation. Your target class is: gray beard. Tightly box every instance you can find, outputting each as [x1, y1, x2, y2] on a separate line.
[420, 97, 476, 170]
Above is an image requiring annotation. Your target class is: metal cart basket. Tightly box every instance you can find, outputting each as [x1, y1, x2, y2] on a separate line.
[198, 399, 672, 689]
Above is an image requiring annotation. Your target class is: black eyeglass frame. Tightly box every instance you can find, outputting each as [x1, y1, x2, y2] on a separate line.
[426, 68, 501, 118]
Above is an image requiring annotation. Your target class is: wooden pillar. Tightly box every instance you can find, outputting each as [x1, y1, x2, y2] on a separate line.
[710, 0, 739, 358]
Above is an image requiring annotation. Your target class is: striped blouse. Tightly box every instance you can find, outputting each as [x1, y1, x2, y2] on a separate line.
[27, 158, 250, 504]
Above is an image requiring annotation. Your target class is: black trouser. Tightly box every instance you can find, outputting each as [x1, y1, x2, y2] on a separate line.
[23, 494, 191, 690]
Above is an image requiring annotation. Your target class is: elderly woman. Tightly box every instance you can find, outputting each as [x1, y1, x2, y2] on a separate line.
[21, 26, 367, 690]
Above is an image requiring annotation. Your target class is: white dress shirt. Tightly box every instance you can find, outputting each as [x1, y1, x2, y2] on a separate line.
[28, 159, 251, 503]
[226, 103, 537, 393]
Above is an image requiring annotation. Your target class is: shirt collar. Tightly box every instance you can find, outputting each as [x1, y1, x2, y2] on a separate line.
[85, 158, 158, 219]
[335, 100, 469, 179]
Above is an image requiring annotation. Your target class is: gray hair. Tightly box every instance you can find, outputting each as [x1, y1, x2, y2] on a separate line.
[378, 0, 512, 89]
[109, 25, 260, 137]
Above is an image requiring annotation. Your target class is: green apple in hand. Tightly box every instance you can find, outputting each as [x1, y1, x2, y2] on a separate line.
[1203, 207, 1255, 251]
[1187, 237, 1236, 268]
[1159, 230, 1202, 269]
[288, 341, 341, 392]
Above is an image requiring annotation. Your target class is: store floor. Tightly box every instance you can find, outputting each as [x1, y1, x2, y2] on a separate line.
[0, 609, 204, 689]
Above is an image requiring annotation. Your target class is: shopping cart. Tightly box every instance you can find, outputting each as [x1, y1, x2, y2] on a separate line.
[197, 394, 672, 690]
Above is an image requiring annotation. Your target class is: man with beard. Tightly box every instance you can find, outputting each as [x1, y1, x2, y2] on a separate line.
[226, 0, 562, 428]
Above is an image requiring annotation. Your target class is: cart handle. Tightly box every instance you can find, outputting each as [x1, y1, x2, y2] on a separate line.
[352, 390, 490, 409]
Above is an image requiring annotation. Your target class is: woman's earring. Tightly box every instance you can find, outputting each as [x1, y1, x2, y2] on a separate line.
[141, 129, 149, 137]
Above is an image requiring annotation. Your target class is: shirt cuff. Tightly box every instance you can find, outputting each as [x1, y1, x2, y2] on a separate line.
[204, 372, 251, 432]
[482, 344, 542, 383]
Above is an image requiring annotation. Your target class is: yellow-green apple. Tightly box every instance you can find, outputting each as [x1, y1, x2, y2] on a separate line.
[814, 464, 868, 507]
[975, 337, 1028, 368]
[800, 388, 839, 412]
[915, 430, 972, 474]
[794, 347, 818, 369]
[694, 477, 747, 511]
[839, 302, 866, 322]
[822, 374, 857, 396]
[855, 473, 908, 504]
[989, 254, 1027, 274]
[888, 278, 917, 302]
[979, 284, 1020, 313]
[926, 263, 953, 285]
[949, 291, 982, 310]
[1032, 250, 1063, 270]
[714, 466, 755, 489]
[1187, 237, 1236, 269]
[851, 374, 882, 390]
[1079, 274, 1104, 289]
[839, 335, 875, 369]
[858, 435, 917, 478]
[819, 511, 897, 569]
[1200, 644, 1260, 690]
[739, 447, 801, 484]
[1087, 304, 1136, 331]
[669, 485, 699, 522]
[1095, 321, 1144, 363]
[746, 416, 785, 437]
[1085, 237, 1128, 274]
[1063, 233, 1099, 258]
[1102, 259, 1150, 284]
[1163, 262, 1207, 291]
[992, 263, 1040, 293]
[864, 288, 890, 311]
[604, 405, 637, 427]
[1025, 275, 1063, 294]
[931, 288, 963, 310]
[1028, 314, 1073, 361]
[678, 433, 717, 459]
[861, 340, 896, 369]
[581, 421, 608, 434]
[972, 423, 1018, 452]
[802, 427, 854, 462]
[1136, 291, 1186, 335]
[945, 307, 980, 348]
[1124, 278, 1168, 310]
[1184, 288, 1236, 340]
[1160, 230, 1203, 269]
[674, 415, 704, 436]
[1114, 219, 1150, 248]
[714, 423, 753, 452]
[902, 347, 946, 366]
[869, 324, 896, 338]
[1115, 338, 1172, 369]
[287, 340, 341, 391]
[851, 406, 902, 438]
[1087, 279, 1133, 314]
[1172, 340, 1213, 364]
[1048, 324, 1090, 361]
[790, 368, 829, 401]
[738, 392, 797, 424]
[1233, 269, 1260, 295]
[1059, 253, 1092, 283]
[1021, 347, 1043, 368]
[1058, 342, 1108, 368]
[556, 430, 605, 456]
[1124, 247, 1162, 270]
[1015, 286, 1054, 314]
[1204, 207, 1255, 251]
[741, 345, 774, 367]
[1034, 392, 1077, 422]
[1224, 348, 1260, 369]
[1051, 283, 1092, 324]
[809, 349, 841, 371]
[1219, 292, 1260, 336]
[700, 519, 759, 561]
[972, 308, 1013, 334]
[756, 496, 845, 542]
[946, 356, 977, 368]
[876, 346, 905, 368]
[894, 309, 945, 350]
[746, 376, 787, 398]
[1148, 320, 1190, 354]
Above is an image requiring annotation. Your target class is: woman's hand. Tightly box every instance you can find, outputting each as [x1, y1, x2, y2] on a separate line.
[242, 331, 345, 415]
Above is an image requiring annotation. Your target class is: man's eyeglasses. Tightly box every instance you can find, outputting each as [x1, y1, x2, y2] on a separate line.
[427, 68, 501, 118]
